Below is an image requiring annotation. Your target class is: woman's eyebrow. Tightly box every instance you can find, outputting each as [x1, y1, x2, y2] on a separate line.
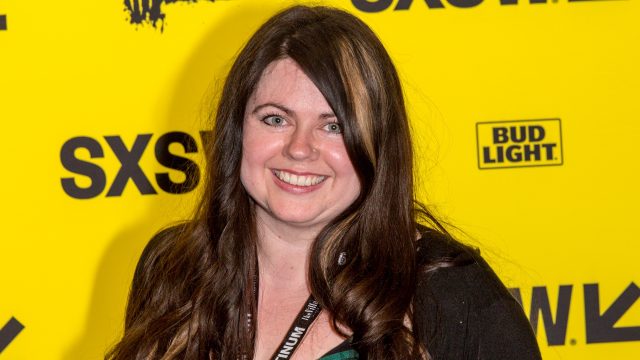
[252, 102, 293, 116]
[252, 102, 336, 119]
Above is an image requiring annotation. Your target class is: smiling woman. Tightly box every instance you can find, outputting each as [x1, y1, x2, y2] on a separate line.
[106, 5, 542, 360]
[241, 58, 361, 232]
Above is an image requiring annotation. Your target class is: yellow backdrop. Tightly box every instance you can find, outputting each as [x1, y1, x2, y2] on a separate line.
[1, 0, 638, 359]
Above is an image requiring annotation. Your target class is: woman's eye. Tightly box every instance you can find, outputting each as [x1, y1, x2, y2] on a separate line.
[324, 122, 342, 134]
[262, 115, 286, 126]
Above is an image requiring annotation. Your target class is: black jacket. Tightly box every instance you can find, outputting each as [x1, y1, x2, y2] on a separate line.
[411, 230, 542, 360]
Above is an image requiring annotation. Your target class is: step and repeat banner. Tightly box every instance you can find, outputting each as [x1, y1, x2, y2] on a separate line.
[1, 0, 638, 358]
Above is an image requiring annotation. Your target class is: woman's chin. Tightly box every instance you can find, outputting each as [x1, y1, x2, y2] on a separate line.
[261, 208, 328, 230]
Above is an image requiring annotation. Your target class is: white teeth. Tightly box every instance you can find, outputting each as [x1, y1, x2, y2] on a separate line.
[274, 170, 326, 187]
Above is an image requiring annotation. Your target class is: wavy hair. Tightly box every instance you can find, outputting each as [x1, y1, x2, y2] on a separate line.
[107, 5, 449, 360]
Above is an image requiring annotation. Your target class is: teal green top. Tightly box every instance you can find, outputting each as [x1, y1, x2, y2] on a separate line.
[318, 349, 359, 360]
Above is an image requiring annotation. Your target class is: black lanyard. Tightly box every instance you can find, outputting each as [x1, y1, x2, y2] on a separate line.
[269, 295, 322, 360]
[250, 271, 323, 359]
[254, 251, 348, 359]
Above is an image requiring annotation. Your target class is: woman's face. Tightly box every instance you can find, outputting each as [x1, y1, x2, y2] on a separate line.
[240, 58, 361, 232]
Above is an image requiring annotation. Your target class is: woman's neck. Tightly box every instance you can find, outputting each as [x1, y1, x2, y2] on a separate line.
[255, 213, 320, 296]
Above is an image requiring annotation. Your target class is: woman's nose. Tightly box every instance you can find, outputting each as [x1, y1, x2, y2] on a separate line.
[283, 126, 318, 161]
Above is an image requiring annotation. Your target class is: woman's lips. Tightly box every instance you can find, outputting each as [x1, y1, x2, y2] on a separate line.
[273, 169, 327, 186]
[272, 169, 327, 193]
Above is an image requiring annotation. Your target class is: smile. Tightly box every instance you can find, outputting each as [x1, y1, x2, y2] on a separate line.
[273, 170, 327, 187]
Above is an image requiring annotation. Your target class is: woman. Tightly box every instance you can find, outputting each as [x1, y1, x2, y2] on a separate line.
[107, 5, 542, 360]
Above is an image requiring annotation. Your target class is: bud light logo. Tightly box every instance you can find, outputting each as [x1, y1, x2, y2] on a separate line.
[476, 118, 563, 169]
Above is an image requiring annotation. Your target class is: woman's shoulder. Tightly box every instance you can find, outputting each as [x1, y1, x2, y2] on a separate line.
[415, 228, 508, 308]
[414, 228, 542, 359]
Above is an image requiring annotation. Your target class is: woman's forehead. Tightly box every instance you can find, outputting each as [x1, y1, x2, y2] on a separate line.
[254, 59, 309, 97]
[247, 58, 333, 115]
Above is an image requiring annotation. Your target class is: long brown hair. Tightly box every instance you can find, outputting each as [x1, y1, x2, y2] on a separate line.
[107, 5, 448, 359]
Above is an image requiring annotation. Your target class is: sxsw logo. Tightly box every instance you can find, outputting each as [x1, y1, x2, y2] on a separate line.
[60, 131, 211, 199]
[476, 118, 563, 169]
[511, 282, 640, 346]
[352, 0, 614, 11]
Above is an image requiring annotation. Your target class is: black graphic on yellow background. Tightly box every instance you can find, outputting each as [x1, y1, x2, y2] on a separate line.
[476, 119, 563, 169]
[351, 0, 621, 11]
[60, 131, 211, 199]
[124, 0, 216, 29]
[0, 0, 6, 31]
[0, 317, 23, 353]
[584, 283, 640, 343]
[510, 282, 640, 347]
